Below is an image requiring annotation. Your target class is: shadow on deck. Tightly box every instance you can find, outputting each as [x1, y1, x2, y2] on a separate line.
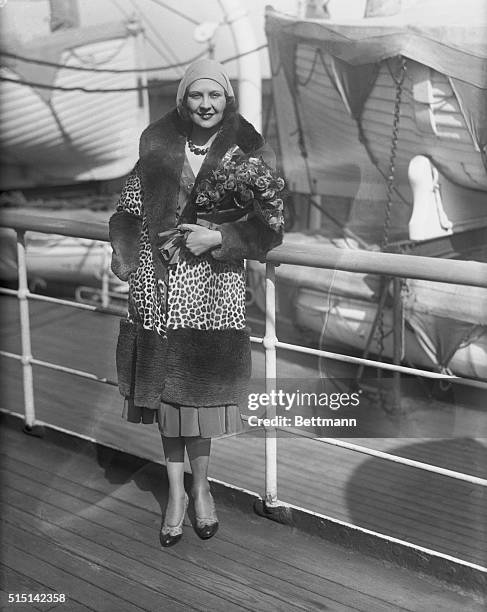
[0, 414, 484, 612]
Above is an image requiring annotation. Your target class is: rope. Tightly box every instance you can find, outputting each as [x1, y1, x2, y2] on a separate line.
[132, 0, 184, 72]
[262, 90, 274, 140]
[146, 0, 199, 25]
[0, 50, 207, 73]
[355, 121, 410, 207]
[145, 35, 180, 69]
[69, 40, 128, 68]
[318, 268, 338, 379]
[295, 43, 406, 205]
[295, 47, 322, 87]
[0, 74, 158, 93]
[220, 43, 268, 64]
[0, 45, 269, 93]
[288, 65, 373, 250]
[109, 0, 132, 19]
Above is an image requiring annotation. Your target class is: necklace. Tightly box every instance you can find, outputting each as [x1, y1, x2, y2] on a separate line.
[187, 136, 210, 156]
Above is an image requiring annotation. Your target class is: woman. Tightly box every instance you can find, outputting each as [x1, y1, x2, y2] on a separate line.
[109, 59, 283, 547]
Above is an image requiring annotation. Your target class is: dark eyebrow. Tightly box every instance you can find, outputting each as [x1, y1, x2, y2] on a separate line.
[188, 88, 223, 95]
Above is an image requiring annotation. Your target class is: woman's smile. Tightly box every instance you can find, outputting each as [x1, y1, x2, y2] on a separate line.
[186, 78, 226, 132]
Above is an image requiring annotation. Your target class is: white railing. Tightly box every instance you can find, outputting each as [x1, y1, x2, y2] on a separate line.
[1, 210, 487, 511]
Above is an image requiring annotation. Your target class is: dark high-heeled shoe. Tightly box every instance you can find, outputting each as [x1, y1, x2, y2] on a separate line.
[160, 493, 189, 548]
[194, 492, 219, 540]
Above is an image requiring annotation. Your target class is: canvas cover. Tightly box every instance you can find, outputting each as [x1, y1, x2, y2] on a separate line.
[265, 0, 487, 196]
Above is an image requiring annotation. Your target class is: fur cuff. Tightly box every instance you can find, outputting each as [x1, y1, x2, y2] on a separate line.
[212, 216, 283, 263]
[109, 211, 143, 281]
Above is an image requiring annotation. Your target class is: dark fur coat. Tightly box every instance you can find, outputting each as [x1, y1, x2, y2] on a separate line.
[109, 108, 282, 417]
[110, 108, 282, 282]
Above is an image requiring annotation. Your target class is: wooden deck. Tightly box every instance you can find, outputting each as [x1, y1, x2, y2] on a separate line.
[1, 416, 485, 612]
[1, 295, 486, 609]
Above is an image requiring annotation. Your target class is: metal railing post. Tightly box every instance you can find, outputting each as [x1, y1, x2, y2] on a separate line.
[16, 230, 36, 429]
[263, 262, 278, 506]
[392, 277, 403, 411]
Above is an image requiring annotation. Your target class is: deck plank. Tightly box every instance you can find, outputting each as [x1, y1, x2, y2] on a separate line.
[0, 567, 47, 611]
[1, 521, 206, 612]
[3, 431, 485, 563]
[0, 500, 253, 612]
[0, 451, 422, 612]
[3, 420, 484, 528]
[1, 361, 486, 567]
[1, 545, 146, 612]
[1, 486, 383, 612]
[1, 471, 370, 612]
[1, 445, 485, 604]
[1, 297, 485, 567]
[2, 473, 342, 612]
[0, 567, 94, 612]
[1, 419, 485, 612]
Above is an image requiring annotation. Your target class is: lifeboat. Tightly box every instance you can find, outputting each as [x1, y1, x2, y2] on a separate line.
[254, 0, 487, 380]
[0, 0, 149, 190]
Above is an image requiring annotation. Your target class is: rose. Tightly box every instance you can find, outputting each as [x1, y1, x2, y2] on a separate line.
[213, 170, 227, 182]
[238, 187, 254, 203]
[197, 179, 212, 192]
[196, 193, 209, 204]
[254, 176, 271, 191]
[260, 189, 276, 200]
[273, 177, 285, 191]
[235, 169, 252, 182]
[244, 160, 260, 176]
[195, 193, 211, 210]
[223, 159, 237, 173]
[224, 177, 237, 191]
[269, 198, 283, 210]
[253, 198, 285, 232]
[194, 153, 286, 226]
[208, 188, 223, 202]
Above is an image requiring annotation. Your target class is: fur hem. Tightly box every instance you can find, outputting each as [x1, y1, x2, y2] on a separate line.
[162, 327, 251, 406]
[116, 323, 251, 409]
[116, 320, 167, 409]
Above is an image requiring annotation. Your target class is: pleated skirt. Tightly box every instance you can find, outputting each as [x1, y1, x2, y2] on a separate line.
[122, 398, 245, 438]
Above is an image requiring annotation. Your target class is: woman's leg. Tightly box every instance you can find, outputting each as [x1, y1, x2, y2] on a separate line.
[185, 437, 215, 518]
[161, 436, 187, 525]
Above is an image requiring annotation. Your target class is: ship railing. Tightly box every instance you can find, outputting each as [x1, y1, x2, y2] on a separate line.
[1, 210, 487, 522]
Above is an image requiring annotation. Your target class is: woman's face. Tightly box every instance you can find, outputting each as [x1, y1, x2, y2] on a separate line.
[186, 79, 226, 130]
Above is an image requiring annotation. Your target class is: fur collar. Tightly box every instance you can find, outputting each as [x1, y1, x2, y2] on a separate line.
[137, 108, 264, 277]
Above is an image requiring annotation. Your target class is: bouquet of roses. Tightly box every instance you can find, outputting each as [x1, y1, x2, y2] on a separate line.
[194, 153, 286, 232]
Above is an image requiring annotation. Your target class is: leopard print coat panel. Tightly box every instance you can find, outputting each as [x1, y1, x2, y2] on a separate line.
[116, 169, 246, 335]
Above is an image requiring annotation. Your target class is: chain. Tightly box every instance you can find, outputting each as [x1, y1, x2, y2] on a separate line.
[376, 56, 407, 409]
[381, 56, 407, 251]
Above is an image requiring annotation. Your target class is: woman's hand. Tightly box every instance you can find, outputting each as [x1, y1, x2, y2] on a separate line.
[179, 224, 222, 256]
